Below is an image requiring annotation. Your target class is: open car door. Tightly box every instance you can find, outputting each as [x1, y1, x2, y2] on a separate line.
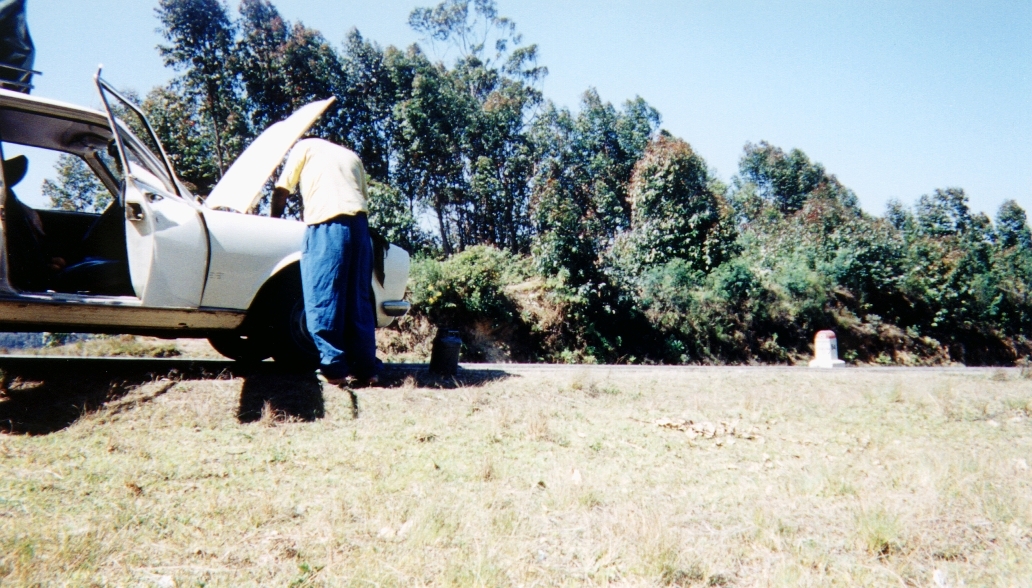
[96, 71, 209, 308]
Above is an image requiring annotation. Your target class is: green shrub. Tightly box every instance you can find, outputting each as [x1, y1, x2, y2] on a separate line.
[409, 245, 529, 327]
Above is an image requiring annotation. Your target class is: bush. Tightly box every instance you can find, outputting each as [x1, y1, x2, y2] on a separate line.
[367, 181, 434, 254]
[409, 245, 528, 326]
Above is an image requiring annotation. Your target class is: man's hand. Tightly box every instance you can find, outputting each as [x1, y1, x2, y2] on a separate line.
[271, 187, 290, 218]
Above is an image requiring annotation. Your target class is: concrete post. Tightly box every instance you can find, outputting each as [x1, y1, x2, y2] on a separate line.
[809, 330, 846, 368]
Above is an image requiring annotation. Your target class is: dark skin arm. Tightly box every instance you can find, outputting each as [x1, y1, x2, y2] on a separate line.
[271, 186, 290, 218]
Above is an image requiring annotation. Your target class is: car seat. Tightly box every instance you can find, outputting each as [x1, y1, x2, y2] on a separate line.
[51, 197, 133, 296]
[3, 155, 50, 291]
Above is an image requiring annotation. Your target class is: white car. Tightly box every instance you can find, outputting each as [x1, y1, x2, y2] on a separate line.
[0, 71, 410, 365]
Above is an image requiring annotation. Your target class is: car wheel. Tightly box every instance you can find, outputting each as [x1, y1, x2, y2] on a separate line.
[268, 278, 320, 369]
[208, 332, 270, 363]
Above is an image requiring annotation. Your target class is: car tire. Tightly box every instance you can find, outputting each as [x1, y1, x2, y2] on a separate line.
[268, 277, 320, 370]
[208, 332, 270, 363]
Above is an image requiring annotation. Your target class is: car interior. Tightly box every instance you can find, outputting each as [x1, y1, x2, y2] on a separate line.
[0, 107, 135, 297]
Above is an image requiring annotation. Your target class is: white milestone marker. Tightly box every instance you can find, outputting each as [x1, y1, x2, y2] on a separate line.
[809, 330, 846, 368]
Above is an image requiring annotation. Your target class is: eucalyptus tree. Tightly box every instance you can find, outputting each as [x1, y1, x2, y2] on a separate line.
[995, 200, 1031, 251]
[236, 0, 344, 137]
[392, 47, 470, 255]
[42, 155, 111, 213]
[738, 141, 857, 216]
[338, 31, 404, 182]
[142, 84, 221, 195]
[530, 90, 660, 285]
[234, 0, 291, 130]
[400, 0, 546, 254]
[619, 135, 737, 274]
[992, 200, 1032, 337]
[156, 0, 248, 175]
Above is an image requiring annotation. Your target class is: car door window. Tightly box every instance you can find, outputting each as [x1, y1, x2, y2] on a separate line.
[96, 79, 181, 200]
[0, 140, 132, 295]
[2, 143, 118, 213]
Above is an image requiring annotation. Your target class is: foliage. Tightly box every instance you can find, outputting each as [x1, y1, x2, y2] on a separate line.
[737, 140, 858, 216]
[36, 0, 1031, 366]
[143, 85, 220, 195]
[367, 180, 432, 254]
[996, 199, 1032, 250]
[615, 135, 738, 275]
[409, 245, 527, 323]
[156, 0, 250, 176]
[42, 155, 112, 213]
[530, 90, 660, 287]
[236, 0, 344, 137]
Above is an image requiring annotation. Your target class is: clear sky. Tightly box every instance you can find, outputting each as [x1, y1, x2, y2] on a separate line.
[22, 0, 1032, 218]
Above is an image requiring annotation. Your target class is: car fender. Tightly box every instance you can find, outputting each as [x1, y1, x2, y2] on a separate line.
[270, 252, 302, 277]
[202, 209, 409, 327]
[260, 245, 410, 328]
[201, 209, 305, 310]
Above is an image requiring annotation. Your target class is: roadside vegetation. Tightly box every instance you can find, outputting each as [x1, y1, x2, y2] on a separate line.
[22, 335, 187, 358]
[1, 366, 1030, 584]
[41, 0, 1032, 366]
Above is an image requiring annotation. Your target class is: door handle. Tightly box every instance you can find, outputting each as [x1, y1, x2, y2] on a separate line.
[126, 202, 145, 221]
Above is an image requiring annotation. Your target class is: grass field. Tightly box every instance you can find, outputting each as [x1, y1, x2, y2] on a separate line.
[1, 359, 1031, 586]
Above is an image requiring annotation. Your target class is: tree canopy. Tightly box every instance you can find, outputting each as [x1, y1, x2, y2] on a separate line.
[44, 0, 1032, 366]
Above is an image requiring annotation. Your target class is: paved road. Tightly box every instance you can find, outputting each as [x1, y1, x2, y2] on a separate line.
[0, 354, 1019, 378]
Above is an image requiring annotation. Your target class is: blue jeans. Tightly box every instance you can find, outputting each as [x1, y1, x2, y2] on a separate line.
[300, 213, 381, 380]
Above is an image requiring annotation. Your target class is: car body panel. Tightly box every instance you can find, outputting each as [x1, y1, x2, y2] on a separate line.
[124, 172, 210, 308]
[0, 86, 410, 340]
[0, 88, 110, 128]
[204, 98, 335, 213]
[94, 78, 213, 310]
[374, 243, 410, 327]
[0, 293, 244, 333]
[203, 206, 412, 328]
[200, 209, 306, 309]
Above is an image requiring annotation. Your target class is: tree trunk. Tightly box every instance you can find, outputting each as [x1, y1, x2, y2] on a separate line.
[205, 81, 226, 176]
[436, 201, 452, 256]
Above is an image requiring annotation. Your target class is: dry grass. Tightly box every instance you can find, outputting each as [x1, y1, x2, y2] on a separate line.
[20, 335, 219, 359]
[17, 330, 429, 363]
[1, 366, 1031, 586]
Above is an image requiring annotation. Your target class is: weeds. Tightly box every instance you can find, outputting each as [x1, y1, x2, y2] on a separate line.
[856, 509, 905, 557]
[1, 367, 1030, 584]
[660, 562, 705, 587]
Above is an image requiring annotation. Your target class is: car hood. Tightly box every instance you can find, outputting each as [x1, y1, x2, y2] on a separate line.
[204, 97, 335, 213]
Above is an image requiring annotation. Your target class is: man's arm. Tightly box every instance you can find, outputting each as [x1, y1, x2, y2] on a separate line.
[271, 187, 290, 218]
[272, 142, 306, 218]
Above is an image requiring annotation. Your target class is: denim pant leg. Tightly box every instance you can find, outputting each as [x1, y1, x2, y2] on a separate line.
[300, 215, 381, 380]
[301, 220, 350, 379]
[340, 214, 381, 379]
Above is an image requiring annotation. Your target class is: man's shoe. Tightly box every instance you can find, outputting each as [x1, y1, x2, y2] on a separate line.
[317, 372, 349, 387]
[349, 375, 380, 389]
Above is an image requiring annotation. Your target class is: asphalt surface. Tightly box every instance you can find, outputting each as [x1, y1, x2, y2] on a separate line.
[0, 354, 1020, 379]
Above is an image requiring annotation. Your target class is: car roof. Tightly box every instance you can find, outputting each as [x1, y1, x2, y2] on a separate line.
[0, 87, 110, 128]
[0, 88, 113, 157]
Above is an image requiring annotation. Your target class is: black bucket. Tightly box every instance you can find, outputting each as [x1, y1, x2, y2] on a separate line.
[429, 328, 461, 376]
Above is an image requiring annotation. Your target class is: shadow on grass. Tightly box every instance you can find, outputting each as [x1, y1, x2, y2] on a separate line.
[0, 365, 172, 436]
[237, 371, 325, 423]
[0, 358, 512, 435]
[377, 366, 515, 390]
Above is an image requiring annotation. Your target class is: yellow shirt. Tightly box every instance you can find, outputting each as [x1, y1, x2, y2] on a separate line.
[275, 138, 369, 225]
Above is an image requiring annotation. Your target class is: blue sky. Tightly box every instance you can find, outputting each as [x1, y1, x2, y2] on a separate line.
[23, 0, 1032, 218]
